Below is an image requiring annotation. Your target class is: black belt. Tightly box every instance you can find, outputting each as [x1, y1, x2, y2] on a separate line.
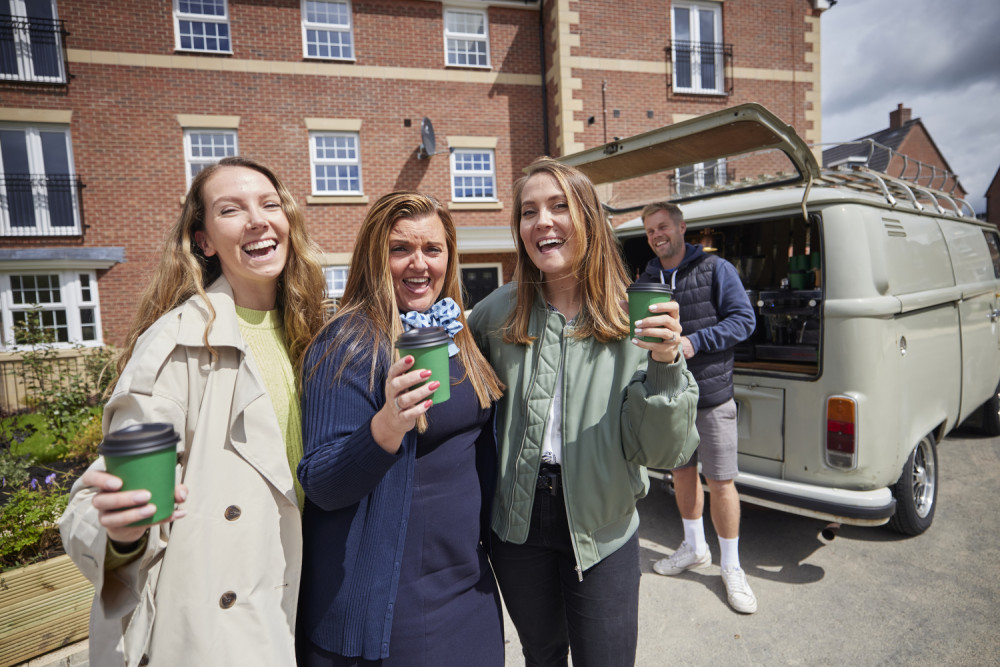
[536, 464, 562, 496]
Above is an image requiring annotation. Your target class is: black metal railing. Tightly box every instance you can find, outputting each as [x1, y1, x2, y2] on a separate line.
[666, 40, 733, 95]
[0, 14, 68, 83]
[1, 173, 84, 236]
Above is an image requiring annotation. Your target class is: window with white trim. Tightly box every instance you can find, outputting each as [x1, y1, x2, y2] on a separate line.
[444, 7, 489, 68]
[310, 132, 362, 195]
[0, 0, 66, 83]
[676, 158, 727, 196]
[184, 129, 237, 188]
[1, 271, 102, 348]
[450, 148, 496, 202]
[324, 265, 348, 298]
[671, 1, 723, 94]
[174, 0, 231, 53]
[0, 123, 80, 236]
[302, 0, 353, 60]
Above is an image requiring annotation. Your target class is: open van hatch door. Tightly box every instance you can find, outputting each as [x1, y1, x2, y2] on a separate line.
[559, 103, 821, 206]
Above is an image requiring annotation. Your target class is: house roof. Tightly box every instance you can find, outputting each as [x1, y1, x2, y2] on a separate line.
[822, 119, 919, 172]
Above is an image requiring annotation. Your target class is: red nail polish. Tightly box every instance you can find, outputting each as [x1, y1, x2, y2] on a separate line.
[420, 370, 432, 378]
[429, 381, 441, 390]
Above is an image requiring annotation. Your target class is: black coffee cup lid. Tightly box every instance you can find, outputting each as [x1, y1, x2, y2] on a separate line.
[395, 326, 451, 349]
[99, 423, 179, 456]
[627, 282, 674, 295]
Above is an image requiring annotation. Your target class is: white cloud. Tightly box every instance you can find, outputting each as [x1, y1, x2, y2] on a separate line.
[821, 0, 1000, 213]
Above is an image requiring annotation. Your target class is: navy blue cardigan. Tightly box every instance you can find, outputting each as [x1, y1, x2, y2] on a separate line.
[297, 317, 497, 660]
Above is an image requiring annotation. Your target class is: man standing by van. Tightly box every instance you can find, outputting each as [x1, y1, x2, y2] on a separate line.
[639, 202, 758, 614]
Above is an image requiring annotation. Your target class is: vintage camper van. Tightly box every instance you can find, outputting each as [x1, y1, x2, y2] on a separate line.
[560, 104, 1000, 535]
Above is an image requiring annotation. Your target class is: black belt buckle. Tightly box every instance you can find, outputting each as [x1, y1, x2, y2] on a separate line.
[536, 464, 561, 496]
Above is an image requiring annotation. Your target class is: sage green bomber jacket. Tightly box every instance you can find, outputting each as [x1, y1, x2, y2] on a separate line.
[468, 283, 700, 574]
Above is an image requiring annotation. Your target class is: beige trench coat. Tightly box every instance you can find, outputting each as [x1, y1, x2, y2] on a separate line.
[59, 278, 301, 667]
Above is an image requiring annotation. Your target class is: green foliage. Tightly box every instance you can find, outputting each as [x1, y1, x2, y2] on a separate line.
[0, 419, 38, 487]
[0, 477, 68, 570]
[10, 307, 115, 447]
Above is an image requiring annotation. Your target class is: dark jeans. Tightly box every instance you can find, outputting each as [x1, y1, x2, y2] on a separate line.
[490, 486, 640, 667]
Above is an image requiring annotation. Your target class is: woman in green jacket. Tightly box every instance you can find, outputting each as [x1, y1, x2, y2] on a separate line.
[468, 157, 699, 667]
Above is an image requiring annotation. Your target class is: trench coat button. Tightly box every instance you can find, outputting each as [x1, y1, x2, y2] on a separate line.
[219, 591, 237, 608]
[224, 505, 242, 521]
[139, 656, 149, 666]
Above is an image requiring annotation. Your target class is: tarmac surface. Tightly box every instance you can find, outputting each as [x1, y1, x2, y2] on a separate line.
[25, 427, 1000, 666]
[503, 424, 1000, 666]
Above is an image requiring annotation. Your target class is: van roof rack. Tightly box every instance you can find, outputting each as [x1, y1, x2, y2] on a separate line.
[815, 139, 974, 218]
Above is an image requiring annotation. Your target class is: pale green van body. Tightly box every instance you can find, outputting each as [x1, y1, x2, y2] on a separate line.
[568, 104, 1000, 533]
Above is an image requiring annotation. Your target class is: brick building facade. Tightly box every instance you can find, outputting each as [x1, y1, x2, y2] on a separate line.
[0, 0, 828, 355]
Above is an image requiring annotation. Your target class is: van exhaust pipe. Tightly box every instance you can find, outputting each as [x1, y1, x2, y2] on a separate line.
[821, 522, 841, 541]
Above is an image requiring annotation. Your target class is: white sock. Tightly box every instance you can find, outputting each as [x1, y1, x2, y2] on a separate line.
[719, 536, 740, 571]
[682, 517, 708, 555]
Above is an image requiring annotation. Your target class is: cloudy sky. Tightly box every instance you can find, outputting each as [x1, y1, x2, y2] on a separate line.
[820, 0, 1000, 214]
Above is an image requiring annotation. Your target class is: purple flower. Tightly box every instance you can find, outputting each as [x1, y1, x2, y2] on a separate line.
[29, 478, 38, 489]
[45, 473, 57, 485]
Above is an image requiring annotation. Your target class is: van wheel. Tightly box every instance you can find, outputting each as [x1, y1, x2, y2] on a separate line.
[982, 380, 1000, 436]
[887, 433, 938, 535]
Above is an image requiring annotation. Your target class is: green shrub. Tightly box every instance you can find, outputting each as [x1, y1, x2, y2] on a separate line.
[10, 307, 115, 448]
[0, 476, 68, 570]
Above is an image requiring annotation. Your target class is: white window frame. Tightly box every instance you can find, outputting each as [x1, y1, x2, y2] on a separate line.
[0, 0, 66, 83]
[450, 148, 497, 203]
[301, 0, 354, 61]
[310, 131, 363, 196]
[0, 270, 103, 349]
[671, 0, 724, 94]
[0, 123, 80, 236]
[173, 0, 232, 54]
[676, 158, 727, 196]
[443, 6, 490, 69]
[183, 129, 238, 188]
[324, 265, 349, 298]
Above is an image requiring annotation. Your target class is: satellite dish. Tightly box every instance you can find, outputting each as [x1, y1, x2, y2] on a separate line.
[417, 117, 437, 159]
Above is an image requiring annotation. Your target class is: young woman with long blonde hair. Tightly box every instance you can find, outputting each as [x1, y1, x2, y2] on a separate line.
[60, 156, 326, 666]
[297, 191, 505, 666]
[468, 157, 700, 667]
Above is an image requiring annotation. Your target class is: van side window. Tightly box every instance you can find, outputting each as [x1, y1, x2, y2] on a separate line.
[985, 230, 1000, 279]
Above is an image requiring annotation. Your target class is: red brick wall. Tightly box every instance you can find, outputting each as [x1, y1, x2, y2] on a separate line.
[3, 0, 821, 347]
[892, 124, 966, 197]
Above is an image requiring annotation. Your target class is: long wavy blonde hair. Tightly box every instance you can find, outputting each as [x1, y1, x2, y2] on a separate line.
[308, 191, 503, 426]
[504, 157, 631, 344]
[117, 156, 327, 375]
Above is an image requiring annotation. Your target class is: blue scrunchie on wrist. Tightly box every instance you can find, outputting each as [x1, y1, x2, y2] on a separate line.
[400, 297, 463, 357]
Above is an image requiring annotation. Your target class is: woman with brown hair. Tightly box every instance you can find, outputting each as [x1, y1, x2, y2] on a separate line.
[468, 157, 700, 667]
[60, 156, 327, 666]
[297, 191, 505, 666]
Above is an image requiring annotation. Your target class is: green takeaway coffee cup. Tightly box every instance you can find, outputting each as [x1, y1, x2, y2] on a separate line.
[99, 423, 179, 526]
[395, 326, 451, 405]
[627, 283, 674, 343]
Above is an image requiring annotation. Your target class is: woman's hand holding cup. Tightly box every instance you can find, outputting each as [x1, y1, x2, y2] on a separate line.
[631, 300, 683, 363]
[371, 354, 440, 454]
[82, 466, 188, 546]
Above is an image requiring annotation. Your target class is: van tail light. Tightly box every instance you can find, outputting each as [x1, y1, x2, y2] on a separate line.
[826, 396, 858, 470]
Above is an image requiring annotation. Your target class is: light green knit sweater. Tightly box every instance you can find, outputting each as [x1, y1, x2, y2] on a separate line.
[235, 306, 304, 509]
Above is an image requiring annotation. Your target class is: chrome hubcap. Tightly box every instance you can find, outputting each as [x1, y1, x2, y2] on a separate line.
[911, 437, 936, 518]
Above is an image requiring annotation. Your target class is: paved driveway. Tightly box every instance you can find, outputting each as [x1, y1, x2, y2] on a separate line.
[503, 425, 1000, 666]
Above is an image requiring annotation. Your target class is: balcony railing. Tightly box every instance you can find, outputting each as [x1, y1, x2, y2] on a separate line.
[0, 14, 68, 84]
[666, 40, 734, 95]
[1, 173, 85, 236]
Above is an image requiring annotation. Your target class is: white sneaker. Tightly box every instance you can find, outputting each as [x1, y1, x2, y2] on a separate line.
[721, 566, 758, 614]
[652, 541, 712, 576]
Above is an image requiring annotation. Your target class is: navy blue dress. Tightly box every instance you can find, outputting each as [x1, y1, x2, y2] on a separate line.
[300, 355, 503, 667]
